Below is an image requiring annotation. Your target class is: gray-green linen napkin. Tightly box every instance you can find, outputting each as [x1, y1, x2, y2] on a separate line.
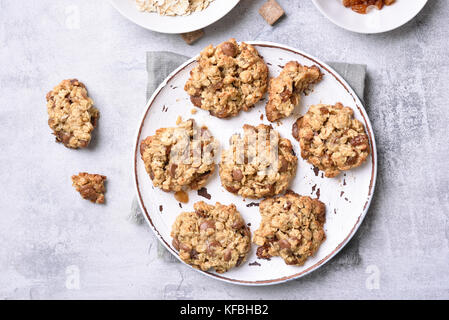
[130, 52, 367, 263]
[145, 52, 367, 103]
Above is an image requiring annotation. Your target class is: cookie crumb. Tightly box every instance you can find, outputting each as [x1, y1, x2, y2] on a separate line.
[191, 108, 197, 114]
[181, 29, 205, 45]
[259, 0, 285, 25]
[176, 115, 182, 125]
[71, 172, 106, 204]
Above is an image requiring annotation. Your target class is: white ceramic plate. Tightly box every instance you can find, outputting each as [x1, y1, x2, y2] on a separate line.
[133, 41, 377, 285]
[312, 0, 428, 34]
[110, 0, 240, 34]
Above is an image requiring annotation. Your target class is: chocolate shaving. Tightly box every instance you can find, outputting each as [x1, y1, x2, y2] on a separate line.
[246, 202, 260, 207]
[197, 187, 211, 200]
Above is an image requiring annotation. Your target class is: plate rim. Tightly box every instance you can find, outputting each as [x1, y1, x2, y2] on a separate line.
[311, 0, 428, 34]
[109, 0, 240, 34]
[133, 40, 378, 286]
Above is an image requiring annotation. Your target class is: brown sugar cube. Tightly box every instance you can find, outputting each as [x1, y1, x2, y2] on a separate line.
[72, 172, 107, 204]
[259, 0, 285, 25]
[181, 29, 205, 45]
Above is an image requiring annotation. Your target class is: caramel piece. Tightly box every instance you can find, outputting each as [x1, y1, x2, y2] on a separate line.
[259, 0, 285, 25]
[181, 29, 205, 45]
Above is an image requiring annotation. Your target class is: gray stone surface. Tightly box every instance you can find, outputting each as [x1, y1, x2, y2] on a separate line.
[0, 0, 448, 300]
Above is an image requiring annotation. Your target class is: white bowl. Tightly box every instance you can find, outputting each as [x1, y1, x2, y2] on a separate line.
[110, 0, 240, 34]
[312, 0, 428, 34]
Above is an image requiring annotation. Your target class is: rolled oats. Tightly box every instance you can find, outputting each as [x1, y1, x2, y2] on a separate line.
[136, 0, 214, 16]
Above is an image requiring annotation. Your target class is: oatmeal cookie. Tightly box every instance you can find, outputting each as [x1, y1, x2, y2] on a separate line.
[46, 79, 99, 149]
[140, 119, 217, 192]
[219, 124, 297, 199]
[265, 61, 322, 122]
[184, 38, 268, 118]
[253, 191, 326, 266]
[292, 103, 370, 178]
[171, 201, 251, 273]
[71, 172, 106, 204]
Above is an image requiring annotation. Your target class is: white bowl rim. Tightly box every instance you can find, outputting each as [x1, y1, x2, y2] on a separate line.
[311, 0, 428, 34]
